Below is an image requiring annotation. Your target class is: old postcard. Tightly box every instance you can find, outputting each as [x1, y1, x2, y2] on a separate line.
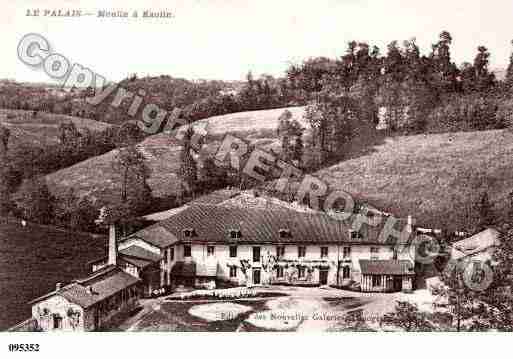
[1, 0, 513, 352]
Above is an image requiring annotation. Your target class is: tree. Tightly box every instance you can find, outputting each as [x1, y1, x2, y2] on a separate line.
[0, 125, 10, 154]
[430, 31, 458, 92]
[473, 46, 496, 91]
[477, 191, 495, 229]
[116, 122, 144, 146]
[478, 226, 513, 329]
[17, 176, 55, 224]
[305, 93, 359, 163]
[58, 122, 81, 147]
[199, 156, 228, 190]
[74, 197, 98, 232]
[111, 144, 152, 234]
[55, 188, 81, 230]
[432, 259, 482, 331]
[506, 40, 513, 91]
[507, 191, 513, 222]
[382, 301, 434, 331]
[339, 309, 369, 331]
[277, 110, 304, 166]
[178, 127, 198, 196]
[0, 126, 13, 217]
[0, 177, 13, 218]
[460, 62, 476, 93]
[113, 144, 151, 204]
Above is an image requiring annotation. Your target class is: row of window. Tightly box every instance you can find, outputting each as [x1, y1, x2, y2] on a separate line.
[228, 266, 351, 279]
[184, 228, 364, 240]
[173, 245, 381, 260]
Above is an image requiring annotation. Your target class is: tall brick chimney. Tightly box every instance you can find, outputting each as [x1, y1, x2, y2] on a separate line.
[108, 224, 117, 266]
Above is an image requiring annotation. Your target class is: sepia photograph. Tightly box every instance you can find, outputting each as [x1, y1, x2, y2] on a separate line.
[1, 1, 513, 355]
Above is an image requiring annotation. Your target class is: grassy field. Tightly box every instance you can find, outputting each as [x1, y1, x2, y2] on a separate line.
[0, 109, 113, 146]
[45, 107, 306, 202]
[45, 134, 184, 202]
[311, 129, 513, 230]
[194, 106, 307, 137]
[0, 220, 106, 330]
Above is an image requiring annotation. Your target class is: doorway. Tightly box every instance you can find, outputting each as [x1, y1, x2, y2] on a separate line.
[393, 276, 403, 292]
[319, 270, 329, 285]
[253, 269, 261, 285]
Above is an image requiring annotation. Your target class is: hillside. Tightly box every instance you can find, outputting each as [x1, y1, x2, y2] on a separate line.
[45, 107, 307, 202]
[309, 129, 513, 230]
[194, 106, 307, 137]
[43, 104, 513, 232]
[0, 109, 113, 146]
[0, 220, 105, 330]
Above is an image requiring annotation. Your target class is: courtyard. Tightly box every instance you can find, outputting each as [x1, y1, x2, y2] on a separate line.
[117, 286, 437, 332]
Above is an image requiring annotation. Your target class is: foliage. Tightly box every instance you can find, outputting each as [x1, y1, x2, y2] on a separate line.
[178, 127, 198, 196]
[304, 93, 360, 163]
[382, 301, 434, 331]
[109, 144, 153, 234]
[277, 109, 304, 165]
[426, 93, 506, 133]
[506, 40, 513, 91]
[16, 177, 55, 224]
[339, 309, 371, 331]
[477, 191, 495, 230]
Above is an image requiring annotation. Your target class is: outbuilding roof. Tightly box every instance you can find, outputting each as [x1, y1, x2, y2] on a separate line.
[119, 245, 162, 263]
[359, 260, 415, 275]
[88, 245, 162, 269]
[29, 266, 140, 308]
[128, 225, 179, 249]
[451, 228, 501, 261]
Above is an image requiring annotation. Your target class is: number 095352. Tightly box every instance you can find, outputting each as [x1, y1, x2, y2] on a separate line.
[8, 344, 40, 352]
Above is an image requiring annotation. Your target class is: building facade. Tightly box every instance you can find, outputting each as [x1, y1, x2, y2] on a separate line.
[110, 204, 417, 293]
[29, 266, 141, 332]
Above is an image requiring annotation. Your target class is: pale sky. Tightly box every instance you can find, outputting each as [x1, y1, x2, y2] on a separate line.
[1, 0, 512, 83]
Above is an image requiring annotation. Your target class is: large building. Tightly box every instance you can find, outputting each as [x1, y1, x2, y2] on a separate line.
[93, 204, 417, 293]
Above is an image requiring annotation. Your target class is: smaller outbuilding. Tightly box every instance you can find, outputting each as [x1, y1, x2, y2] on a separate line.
[359, 260, 415, 292]
[451, 228, 501, 264]
[29, 266, 141, 331]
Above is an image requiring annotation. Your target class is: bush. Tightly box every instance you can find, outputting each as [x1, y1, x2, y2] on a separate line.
[426, 94, 506, 133]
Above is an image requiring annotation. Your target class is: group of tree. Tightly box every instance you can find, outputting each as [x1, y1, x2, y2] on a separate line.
[1, 121, 144, 193]
[0, 121, 153, 233]
[286, 32, 513, 167]
[376, 193, 513, 332]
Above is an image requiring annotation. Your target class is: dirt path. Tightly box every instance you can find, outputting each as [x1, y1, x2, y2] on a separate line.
[120, 298, 165, 331]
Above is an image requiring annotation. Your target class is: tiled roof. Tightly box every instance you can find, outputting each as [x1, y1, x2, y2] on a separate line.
[120, 245, 162, 263]
[143, 205, 189, 221]
[88, 245, 161, 269]
[451, 228, 501, 260]
[129, 225, 179, 248]
[29, 266, 140, 308]
[144, 204, 409, 246]
[359, 260, 414, 275]
[143, 189, 241, 221]
[120, 256, 154, 269]
[189, 188, 241, 205]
